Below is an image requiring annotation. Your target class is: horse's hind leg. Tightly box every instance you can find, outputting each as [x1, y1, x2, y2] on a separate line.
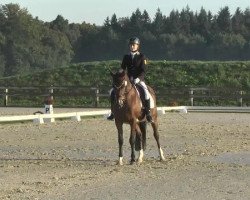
[139, 121, 147, 150]
[135, 122, 145, 151]
[151, 120, 165, 161]
[136, 124, 144, 164]
[135, 131, 142, 151]
[129, 128, 136, 164]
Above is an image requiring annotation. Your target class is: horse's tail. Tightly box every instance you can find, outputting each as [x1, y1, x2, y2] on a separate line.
[135, 121, 147, 151]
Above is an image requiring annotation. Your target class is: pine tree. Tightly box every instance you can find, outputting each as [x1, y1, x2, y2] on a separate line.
[232, 7, 246, 36]
[217, 6, 232, 33]
[179, 6, 191, 34]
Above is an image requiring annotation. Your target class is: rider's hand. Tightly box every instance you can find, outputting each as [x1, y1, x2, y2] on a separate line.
[134, 78, 140, 84]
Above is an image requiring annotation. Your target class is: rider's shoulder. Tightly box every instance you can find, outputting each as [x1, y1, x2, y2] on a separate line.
[123, 54, 130, 59]
[124, 53, 130, 57]
[139, 53, 146, 59]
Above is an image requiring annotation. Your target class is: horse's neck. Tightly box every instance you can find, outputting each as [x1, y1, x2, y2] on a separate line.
[124, 77, 133, 93]
[125, 81, 141, 106]
[124, 75, 139, 99]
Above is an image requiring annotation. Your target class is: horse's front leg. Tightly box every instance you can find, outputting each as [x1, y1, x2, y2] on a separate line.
[129, 122, 137, 164]
[116, 121, 124, 165]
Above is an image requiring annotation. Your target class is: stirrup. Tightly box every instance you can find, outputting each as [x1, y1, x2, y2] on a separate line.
[107, 113, 114, 120]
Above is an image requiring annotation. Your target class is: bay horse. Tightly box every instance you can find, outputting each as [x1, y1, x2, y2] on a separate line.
[110, 69, 165, 165]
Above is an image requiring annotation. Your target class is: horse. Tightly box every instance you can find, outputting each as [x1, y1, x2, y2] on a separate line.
[110, 69, 165, 165]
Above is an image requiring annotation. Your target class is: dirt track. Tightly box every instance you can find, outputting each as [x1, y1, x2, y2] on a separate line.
[0, 109, 249, 200]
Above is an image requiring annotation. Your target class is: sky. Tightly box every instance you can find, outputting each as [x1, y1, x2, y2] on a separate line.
[1, 0, 250, 25]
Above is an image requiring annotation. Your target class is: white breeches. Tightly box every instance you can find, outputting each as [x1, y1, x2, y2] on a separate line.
[138, 81, 150, 100]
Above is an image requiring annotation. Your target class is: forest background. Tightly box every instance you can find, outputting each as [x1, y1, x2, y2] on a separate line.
[0, 3, 250, 78]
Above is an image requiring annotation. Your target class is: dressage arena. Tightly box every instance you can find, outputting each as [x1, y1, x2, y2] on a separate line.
[0, 108, 249, 199]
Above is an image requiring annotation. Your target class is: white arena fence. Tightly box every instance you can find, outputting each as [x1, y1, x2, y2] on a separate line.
[1, 106, 250, 124]
[0, 106, 187, 124]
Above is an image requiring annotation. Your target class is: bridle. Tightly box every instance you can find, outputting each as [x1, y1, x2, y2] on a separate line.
[113, 80, 127, 90]
[113, 79, 133, 108]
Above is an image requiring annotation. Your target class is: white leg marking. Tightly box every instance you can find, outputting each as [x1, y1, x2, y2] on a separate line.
[118, 157, 123, 165]
[137, 149, 144, 163]
[159, 147, 166, 161]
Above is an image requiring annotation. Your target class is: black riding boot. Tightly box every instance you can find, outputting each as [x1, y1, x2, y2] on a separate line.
[107, 113, 114, 120]
[107, 90, 115, 120]
[144, 99, 153, 123]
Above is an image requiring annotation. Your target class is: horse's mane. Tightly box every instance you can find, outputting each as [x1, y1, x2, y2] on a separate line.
[113, 69, 129, 85]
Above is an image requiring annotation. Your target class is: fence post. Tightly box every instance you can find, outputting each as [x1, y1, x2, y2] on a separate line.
[189, 89, 194, 106]
[95, 88, 99, 107]
[49, 87, 54, 101]
[44, 88, 54, 122]
[238, 90, 243, 107]
[4, 88, 8, 106]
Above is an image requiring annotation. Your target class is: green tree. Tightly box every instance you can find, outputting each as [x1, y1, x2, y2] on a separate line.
[217, 6, 232, 33]
[179, 6, 191, 34]
[152, 8, 166, 36]
[141, 10, 151, 30]
[210, 33, 246, 60]
[50, 15, 69, 32]
[197, 7, 212, 37]
[129, 8, 143, 36]
[0, 3, 73, 76]
[243, 8, 250, 38]
[232, 8, 245, 34]
[167, 10, 181, 34]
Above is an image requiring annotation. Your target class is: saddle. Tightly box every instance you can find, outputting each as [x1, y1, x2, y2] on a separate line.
[134, 84, 155, 109]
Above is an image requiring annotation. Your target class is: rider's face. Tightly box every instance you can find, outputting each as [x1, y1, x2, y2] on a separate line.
[129, 43, 139, 52]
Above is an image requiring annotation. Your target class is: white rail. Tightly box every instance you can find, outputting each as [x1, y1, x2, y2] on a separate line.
[187, 106, 250, 113]
[0, 107, 187, 124]
[2, 106, 250, 124]
[0, 110, 111, 124]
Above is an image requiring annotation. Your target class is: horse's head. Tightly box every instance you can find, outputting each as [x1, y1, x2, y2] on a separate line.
[110, 69, 129, 108]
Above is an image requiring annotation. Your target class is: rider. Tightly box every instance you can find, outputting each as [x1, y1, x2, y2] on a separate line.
[107, 37, 153, 122]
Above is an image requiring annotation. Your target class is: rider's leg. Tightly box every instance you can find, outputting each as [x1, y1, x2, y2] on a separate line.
[107, 88, 115, 120]
[139, 81, 153, 122]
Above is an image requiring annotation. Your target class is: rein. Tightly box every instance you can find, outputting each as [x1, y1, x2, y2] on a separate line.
[114, 80, 134, 94]
[114, 80, 135, 107]
[113, 80, 127, 89]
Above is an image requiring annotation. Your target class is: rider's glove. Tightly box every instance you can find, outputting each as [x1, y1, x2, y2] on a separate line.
[134, 78, 140, 84]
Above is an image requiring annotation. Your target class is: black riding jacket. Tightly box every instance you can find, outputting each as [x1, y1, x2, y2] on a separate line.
[121, 52, 147, 81]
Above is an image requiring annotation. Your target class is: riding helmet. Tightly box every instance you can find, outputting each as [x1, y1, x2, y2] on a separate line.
[129, 37, 140, 45]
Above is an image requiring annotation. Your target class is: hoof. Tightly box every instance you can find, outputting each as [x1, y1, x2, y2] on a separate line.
[159, 148, 165, 162]
[130, 160, 136, 165]
[117, 161, 123, 166]
[137, 158, 143, 164]
[160, 157, 166, 162]
[117, 157, 123, 165]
